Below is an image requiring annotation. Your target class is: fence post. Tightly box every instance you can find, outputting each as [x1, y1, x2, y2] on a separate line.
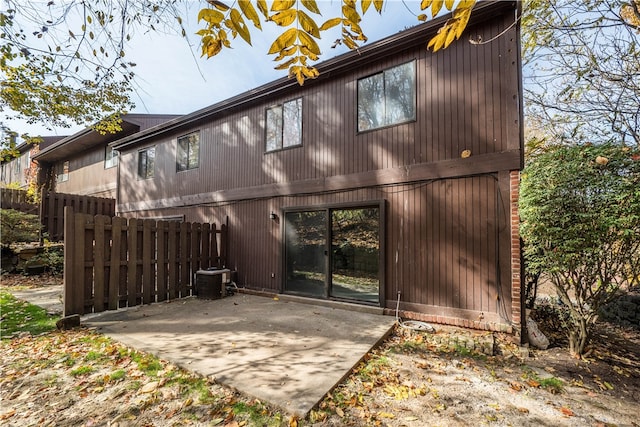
[127, 218, 138, 307]
[94, 215, 106, 312]
[62, 207, 75, 316]
[142, 219, 154, 304]
[62, 207, 85, 316]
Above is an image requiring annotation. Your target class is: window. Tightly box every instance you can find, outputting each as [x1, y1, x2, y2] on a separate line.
[357, 61, 416, 132]
[266, 98, 302, 152]
[105, 146, 118, 168]
[56, 161, 69, 183]
[177, 132, 200, 171]
[138, 147, 155, 179]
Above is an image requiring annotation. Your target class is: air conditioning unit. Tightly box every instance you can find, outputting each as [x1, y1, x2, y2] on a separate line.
[195, 268, 230, 300]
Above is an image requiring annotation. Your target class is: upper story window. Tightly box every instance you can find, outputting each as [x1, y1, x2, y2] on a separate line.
[177, 132, 200, 171]
[266, 98, 302, 152]
[105, 146, 119, 169]
[138, 146, 155, 179]
[56, 160, 69, 183]
[357, 61, 416, 132]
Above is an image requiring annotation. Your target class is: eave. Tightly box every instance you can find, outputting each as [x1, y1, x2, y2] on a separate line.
[112, 0, 517, 151]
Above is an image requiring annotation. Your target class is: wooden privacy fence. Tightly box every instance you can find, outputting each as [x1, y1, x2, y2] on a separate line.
[41, 190, 115, 241]
[63, 207, 228, 316]
[1, 188, 38, 213]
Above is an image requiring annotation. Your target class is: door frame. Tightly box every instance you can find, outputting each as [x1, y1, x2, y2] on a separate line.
[281, 200, 386, 306]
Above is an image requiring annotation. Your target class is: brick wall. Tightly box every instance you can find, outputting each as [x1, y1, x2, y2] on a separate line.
[510, 170, 523, 337]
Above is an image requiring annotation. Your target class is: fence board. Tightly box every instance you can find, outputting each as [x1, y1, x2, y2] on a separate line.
[201, 223, 210, 269]
[157, 221, 168, 302]
[127, 218, 138, 307]
[63, 213, 227, 316]
[191, 223, 201, 273]
[142, 219, 154, 304]
[94, 215, 106, 312]
[73, 211, 86, 315]
[0, 188, 37, 213]
[168, 221, 178, 300]
[179, 222, 189, 297]
[62, 207, 76, 316]
[108, 217, 122, 310]
[40, 191, 116, 241]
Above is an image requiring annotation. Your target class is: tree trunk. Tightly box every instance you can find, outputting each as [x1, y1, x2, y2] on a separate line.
[568, 316, 590, 356]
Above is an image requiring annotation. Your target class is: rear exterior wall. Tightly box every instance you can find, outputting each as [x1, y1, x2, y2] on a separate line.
[116, 11, 522, 331]
[55, 145, 117, 198]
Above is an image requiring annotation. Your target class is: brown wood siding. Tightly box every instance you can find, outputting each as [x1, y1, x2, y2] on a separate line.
[117, 14, 519, 210]
[56, 145, 117, 198]
[122, 174, 509, 323]
[116, 8, 520, 327]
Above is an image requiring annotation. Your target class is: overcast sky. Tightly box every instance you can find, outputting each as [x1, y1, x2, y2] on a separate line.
[12, 1, 423, 138]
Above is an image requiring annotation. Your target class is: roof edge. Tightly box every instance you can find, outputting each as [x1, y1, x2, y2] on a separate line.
[112, 0, 516, 151]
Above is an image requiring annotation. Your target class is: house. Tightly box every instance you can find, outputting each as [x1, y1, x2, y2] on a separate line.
[112, 1, 524, 333]
[1, 136, 65, 189]
[33, 114, 180, 199]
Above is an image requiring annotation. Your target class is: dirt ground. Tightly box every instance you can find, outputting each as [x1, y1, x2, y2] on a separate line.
[1, 274, 639, 427]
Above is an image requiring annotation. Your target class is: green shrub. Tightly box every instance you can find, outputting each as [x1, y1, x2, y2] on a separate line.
[521, 143, 640, 355]
[0, 208, 40, 247]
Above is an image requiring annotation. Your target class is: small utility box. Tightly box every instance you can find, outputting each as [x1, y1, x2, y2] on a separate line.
[195, 269, 230, 299]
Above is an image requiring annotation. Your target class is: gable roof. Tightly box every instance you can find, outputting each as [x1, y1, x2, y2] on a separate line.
[33, 114, 181, 163]
[112, 0, 517, 152]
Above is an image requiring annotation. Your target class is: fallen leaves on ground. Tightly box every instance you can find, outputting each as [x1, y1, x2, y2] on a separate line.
[2, 276, 640, 427]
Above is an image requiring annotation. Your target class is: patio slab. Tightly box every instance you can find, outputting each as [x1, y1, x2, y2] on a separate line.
[82, 293, 395, 417]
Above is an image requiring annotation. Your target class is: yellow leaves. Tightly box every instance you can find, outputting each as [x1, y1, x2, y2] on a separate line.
[319, 17, 342, 31]
[298, 10, 321, 38]
[378, 411, 395, 419]
[422, 0, 476, 52]
[271, 0, 296, 12]
[289, 65, 319, 85]
[268, 28, 298, 54]
[202, 36, 222, 58]
[383, 383, 427, 400]
[256, 0, 269, 18]
[301, 0, 321, 15]
[229, 9, 252, 45]
[621, 1, 640, 29]
[198, 8, 224, 25]
[427, 0, 476, 52]
[271, 9, 297, 26]
[297, 30, 320, 54]
[194, 0, 476, 84]
[239, 0, 262, 29]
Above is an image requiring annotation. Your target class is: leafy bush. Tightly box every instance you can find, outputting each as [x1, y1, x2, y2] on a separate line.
[521, 143, 640, 355]
[25, 242, 64, 274]
[0, 208, 40, 247]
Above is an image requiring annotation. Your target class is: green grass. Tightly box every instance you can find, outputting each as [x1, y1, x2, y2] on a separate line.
[109, 369, 126, 382]
[70, 365, 94, 376]
[357, 354, 391, 381]
[0, 291, 59, 338]
[539, 377, 564, 394]
[128, 350, 164, 376]
[232, 401, 285, 426]
[521, 368, 564, 394]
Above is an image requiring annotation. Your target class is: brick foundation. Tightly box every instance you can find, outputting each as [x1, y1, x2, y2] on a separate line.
[510, 170, 523, 337]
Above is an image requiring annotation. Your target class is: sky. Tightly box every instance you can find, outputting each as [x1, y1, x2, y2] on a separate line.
[9, 1, 424, 139]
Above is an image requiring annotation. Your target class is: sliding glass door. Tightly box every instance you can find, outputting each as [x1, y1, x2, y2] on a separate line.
[284, 203, 382, 305]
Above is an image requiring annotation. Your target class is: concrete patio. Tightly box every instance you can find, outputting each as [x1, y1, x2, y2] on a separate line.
[81, 293, 396, 417]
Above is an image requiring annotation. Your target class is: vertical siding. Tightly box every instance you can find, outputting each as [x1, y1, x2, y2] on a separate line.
[116, 9, 520, 325]
[118, 16, 519, 208]
[55, 146, 117, 197]
[123, 175, 506, 318]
